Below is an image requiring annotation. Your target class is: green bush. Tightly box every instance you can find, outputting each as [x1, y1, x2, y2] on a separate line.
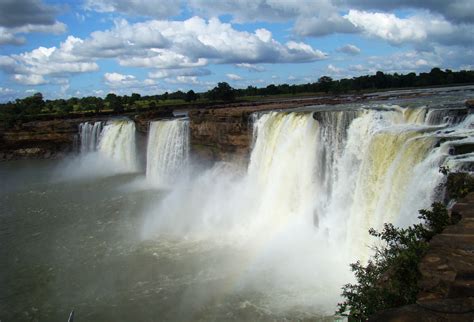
[446, 172, 474, 200]
[337, 203, 451, 321]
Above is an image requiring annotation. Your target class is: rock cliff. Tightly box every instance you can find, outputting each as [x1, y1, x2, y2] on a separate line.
[370, 193, 474, 321]
[1, 118, 85, 160]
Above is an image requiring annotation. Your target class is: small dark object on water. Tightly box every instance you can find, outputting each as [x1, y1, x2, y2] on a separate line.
[68, 310, 74, 322]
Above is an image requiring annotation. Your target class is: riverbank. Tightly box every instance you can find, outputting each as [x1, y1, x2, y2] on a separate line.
[2, 85, 473, 162]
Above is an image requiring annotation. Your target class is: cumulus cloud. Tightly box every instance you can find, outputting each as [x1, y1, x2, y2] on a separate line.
[185, 0, 473, 48]
[165, 76, 200, 84]
[338, 0, 474, 24]
[0, 36, 99, 84]
[337, 44, 361, 55]
[353, 51, 442, 75]
[0, 0, 66, 46]
[226, 73, 243, 80]
[294, 12, 357, 36]
[74, 17, 325, 68]
[13, 74, 47, 85]
[0, 0, 57, 28]
[104, 72, 136, 86]
[235, 63, 265, 72]
[84, 0, 181, 19]
[0, 28, 25, 45]
[103, 72, 163, 93]
[0, 16, 325, 86]
[345, 10, 474, 47]
[188, 0, 302, 23]
[0, 21, 66, 46]
[148, 68, 211, 79]
[74, 16, 326, 66]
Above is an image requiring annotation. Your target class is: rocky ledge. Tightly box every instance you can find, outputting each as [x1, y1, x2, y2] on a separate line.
[370, 192, 474, 321]
[189, 97, 352, 163]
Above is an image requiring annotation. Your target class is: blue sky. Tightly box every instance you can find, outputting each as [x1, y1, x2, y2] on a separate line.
[0, 0, 473, 101]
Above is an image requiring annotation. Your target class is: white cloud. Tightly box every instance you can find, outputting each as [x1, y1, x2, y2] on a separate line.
[148, 68, 211, 79]
[342, 50, 442, 76]
[72, 16, 326, 69]
[13, 74, 47, 85]
[187, 0, 474, 47]
[165, 76, 199, 84]
[226, 73, 242, 80]
[189, 0, 303, 23]
[339, 1, 474, 24]
[104, 72, 136, 86]
[0, 28, 25, 45]
[235, 63, 265, 72]
[337, 44, 361, 55]
[327, 64, 343, 74]
[0, 0, 57, 28]
[84, 0, 181, 19]
[0, 87, 15, 95]
[344, 10, 474, 47]
[103, 72, 164, 92]
[294, 12, 357, 36]
[0, 21, 66, 46]
[0, 36, 99, 84]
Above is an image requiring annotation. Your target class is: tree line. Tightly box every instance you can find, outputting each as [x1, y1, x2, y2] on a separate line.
[1, 68, 474, 126]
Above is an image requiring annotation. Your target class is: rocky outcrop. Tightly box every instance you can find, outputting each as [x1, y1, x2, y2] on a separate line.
[370, 193, 474, 321]
[0, 92, 422, 162]
[0, 108, 173, 161]
[189, 107, 252, 164]
[188, 97, 350, 163]
[0, 118, 84, 160]
[466, 100, 474, 109]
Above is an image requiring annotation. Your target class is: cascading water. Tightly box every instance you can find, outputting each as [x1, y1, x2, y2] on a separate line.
[79, 121, 103, 153]
[146, 119, 189, 186]
[141, 100, 474, 315]
[59, 119, 138, 179]
[97, 120, 139, 172]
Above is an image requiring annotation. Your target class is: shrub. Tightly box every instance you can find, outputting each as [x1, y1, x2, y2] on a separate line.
[337, 203, 451, 321]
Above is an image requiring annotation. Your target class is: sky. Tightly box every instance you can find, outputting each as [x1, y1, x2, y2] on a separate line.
[0, 0, 473, 102]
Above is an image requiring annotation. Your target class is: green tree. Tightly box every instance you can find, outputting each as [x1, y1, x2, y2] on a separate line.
[185, 90, 198, 102]
[105, 93, 124, 113]
[208, 82, 235, 101]
[317, 76, 333, 93]
[16, 92, 45, 115]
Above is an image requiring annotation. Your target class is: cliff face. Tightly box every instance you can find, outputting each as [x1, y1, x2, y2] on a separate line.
[0, 118, 84, 160]
[0, 109, 173, 161]
[188, 97, 351, 164]
[189, 108, 252, 164]
[370, 193, 474, 322]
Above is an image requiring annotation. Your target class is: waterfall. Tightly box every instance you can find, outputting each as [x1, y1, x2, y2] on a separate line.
[79, 121, 103, 153]
[97, 120, 139, 172]
[142, 102, 474, 314]
[146, 119, 189, 186]
[425, 108, 467, 125]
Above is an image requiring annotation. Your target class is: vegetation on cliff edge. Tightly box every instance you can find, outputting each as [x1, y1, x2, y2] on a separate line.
[1, 68, 474, 128]
[337, 170, 474, 321]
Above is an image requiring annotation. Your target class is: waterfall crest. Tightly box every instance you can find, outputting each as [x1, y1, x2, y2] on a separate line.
[79, 121, 103, 153]
[97, 120, 139, 172]
[146, 119, 189, 186]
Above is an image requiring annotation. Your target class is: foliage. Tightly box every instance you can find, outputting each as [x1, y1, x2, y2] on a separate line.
[337, 203, 451, 321]
[185, 90, 198, 102]
[207, 82, 235, 101]
[446, 171, 474, 200]
[1, 68, 474, 125]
